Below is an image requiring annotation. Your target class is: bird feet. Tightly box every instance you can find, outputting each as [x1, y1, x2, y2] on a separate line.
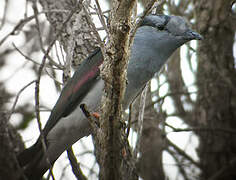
[91, 112, 100, 119]
[80, 104, 100, 128]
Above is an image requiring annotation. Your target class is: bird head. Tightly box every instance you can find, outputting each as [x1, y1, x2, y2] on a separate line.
[132, 14, 202, 62]
[140, 14, 202, 43]
[126, 14, 202, 101]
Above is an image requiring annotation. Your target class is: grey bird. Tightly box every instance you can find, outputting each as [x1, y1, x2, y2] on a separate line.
[17, 14, 202, 179]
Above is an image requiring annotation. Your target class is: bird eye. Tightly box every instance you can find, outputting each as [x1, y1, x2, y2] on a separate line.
[157, 25, 165, 31]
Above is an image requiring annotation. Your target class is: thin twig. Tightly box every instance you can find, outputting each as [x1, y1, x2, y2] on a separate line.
[145, 91, 197, 110]
[32, 1, 55, 179]
[0, 0, 8, 30]
[79, 163, 98, 176]
[44, 68, 63, 85]
[0, 9, 69, 46]
[67, 147, 87, 180]
[13, 43, 63, 69]
[0, 15, 34, 46]
[167, 138, 201, 168]
[130, 0, 157, 43]
[94, 0, 109, 37]
[7, 80, 36, 180]
[166, 148, 189, 180]
[80, 104, 100, 130]
[33, 0, 82, 177]
[126, 103, 133, 137]
[90, 10, 110, 15]
[81, 3, 105, 52]
[33, 0, 81, 157]
[7, 80, 36, 122]
[54, 41, 64, 66]
[134, 85, 148, 158]
[165, 122, 236, 135]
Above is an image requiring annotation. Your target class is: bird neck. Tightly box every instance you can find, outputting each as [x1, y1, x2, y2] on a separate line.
[128, 26, 183, 84]
[124, 26, 185, 108]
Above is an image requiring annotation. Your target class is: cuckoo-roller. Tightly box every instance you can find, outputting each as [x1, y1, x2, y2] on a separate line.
[17, 14, 202, 179]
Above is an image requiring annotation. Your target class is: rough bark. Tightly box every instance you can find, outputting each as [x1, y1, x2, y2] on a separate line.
[193, 0, 236, 179]
[39, 0, 99, 69]
[136, 86, 166, 180]
[98, 1, 137, 180]
[3, 1, 236, 179]
[0, 85, 25, 180]
[105, 0, 150, 8]
[38, 1, 101, 178]
[0, 115, 25, 180]
[161, 1, 236, 179]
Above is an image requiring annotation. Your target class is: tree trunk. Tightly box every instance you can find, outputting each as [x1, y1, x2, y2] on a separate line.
[193, 0, 236, 179]
[138, 87, 166, 180]
[39, 0, 99, 69]
[0, 86, 25, 180]
[98, 1, 138, 179]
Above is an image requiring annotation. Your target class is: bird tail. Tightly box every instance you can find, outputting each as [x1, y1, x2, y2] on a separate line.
[17, 140, 46, 180]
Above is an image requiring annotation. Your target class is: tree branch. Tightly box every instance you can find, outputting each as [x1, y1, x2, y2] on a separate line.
[67, 147, 87, 180]
[98, 1, 138, 180]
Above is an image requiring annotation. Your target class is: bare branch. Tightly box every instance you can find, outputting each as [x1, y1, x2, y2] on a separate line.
[6, 80, 35, 180]
[165, 123, 236, 135]
[0, 0, 9, 30]
[32, 1, 55, 179]
[32, 1, 83, 179]
[166, 148, 189, 180]
[166, 138, 201, 168]
[0, 9, 69, 47]
[130, 0, 157, 43]
[7, 80, 36, 122]
[134, 85, 148, 158]
[126, 103, 133, 137]
[67, 147, 87, 180]
[81, 3, 104, 51]
[13, 43, 63, 69]
[94, 0, 109, 37]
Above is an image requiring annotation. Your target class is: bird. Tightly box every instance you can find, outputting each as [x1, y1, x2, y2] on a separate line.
[17, 14, 202, 179]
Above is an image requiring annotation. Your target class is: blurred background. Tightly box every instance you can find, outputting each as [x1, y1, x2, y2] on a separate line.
[0, 0, 236, 179]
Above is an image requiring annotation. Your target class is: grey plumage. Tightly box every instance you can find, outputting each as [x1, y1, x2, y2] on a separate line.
[18, 14, 202, 179]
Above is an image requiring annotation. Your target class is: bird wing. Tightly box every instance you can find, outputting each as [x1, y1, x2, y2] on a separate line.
[43, 48, 103, 136]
